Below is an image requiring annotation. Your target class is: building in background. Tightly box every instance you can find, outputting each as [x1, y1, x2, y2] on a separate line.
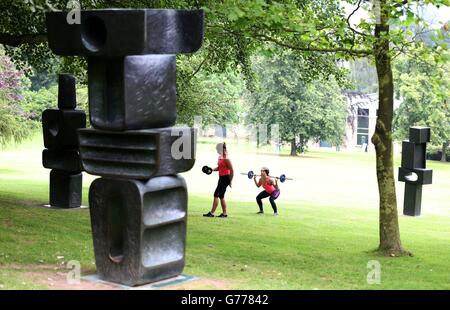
[342, 91, 402, 152]
[344, 91, 378, 152]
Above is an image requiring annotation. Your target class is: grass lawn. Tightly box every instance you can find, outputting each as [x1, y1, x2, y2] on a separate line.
[0, 134, 449, 289]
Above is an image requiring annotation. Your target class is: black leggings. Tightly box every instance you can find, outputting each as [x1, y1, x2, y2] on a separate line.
[256, 190, 278, 213]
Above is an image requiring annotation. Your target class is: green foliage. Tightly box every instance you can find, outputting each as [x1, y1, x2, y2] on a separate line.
[347, 58, 378, 93]
[247, 52, 347, 152]
[20, 84, 57, 120]
[0, 53, 36, 147]
[0, 50, 86, 147]
[20, 81, 89, 123]
[176, 52, 246, 126]
[393, 54, 450, 154]
[1, 0, 345, 120]
[0, 91, 35, 147]
[75, 84, 89, 122]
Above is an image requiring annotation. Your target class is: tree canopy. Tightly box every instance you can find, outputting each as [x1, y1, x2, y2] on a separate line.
[247, 52, 347, 155]
[393, 53, 450, 161]
[0, 51, 35, 146]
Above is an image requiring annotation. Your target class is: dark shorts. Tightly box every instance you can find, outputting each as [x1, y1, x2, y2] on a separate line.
[214, 175, 231, 199]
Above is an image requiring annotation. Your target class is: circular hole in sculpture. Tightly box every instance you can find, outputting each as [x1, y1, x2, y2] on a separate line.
[109, 253, 124, 264]
[48, 120, 59, 137]
[81, 16, 107, 52]
[405, 172, 418, 182]
[108, 196, 125, 264]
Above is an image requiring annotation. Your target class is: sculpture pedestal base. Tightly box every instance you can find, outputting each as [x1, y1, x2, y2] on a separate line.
[42, 204, 89, 209]
[49, 170, 83, 208]
[89, 176, 188, 286]
[403, 183, 422, 216]
[82, 274, 196, 290]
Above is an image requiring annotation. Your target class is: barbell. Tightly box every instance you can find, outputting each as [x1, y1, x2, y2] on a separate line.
[240, 170, 293, 183]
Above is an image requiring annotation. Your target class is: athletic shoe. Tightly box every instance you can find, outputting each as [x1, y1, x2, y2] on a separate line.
[218, 213, 228, 218]
[256, 211, 264, 215]
[203, 212, 214, 217]
[273, 213, 278, 216]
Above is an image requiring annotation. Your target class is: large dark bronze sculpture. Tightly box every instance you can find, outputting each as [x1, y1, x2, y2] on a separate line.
[46, 9, 203, 286]
[42, 74, 86, 208]
[398, 126, 433, 216]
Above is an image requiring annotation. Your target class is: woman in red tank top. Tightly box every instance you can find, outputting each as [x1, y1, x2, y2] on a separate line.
[203, 142, 234, 218]
[253, 167, 280, 215]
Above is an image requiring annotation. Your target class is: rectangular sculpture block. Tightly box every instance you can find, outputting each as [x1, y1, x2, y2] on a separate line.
[49, 169, 82, 208]
[42, 109, 86, 150]
[403, 183, 422, 216]
[409, 126, 431, 144]
[43, 149, 82, 173]
[78, 127, 196, 179]
[398, 167, 433, 185]
[46, 10, 204, 56]
[89, 176, 188, 286]
[401, 141, 426, 169]
[58, 74, 77, 109]
[88, 55, 176, 130]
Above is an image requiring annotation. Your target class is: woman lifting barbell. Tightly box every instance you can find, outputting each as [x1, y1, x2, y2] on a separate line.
[254, 167, 280, 216]
[203, 142, 234, 218]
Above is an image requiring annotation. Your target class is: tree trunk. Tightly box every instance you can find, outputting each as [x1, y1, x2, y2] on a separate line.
[290, 138, 297, 156]
[298, 136, 306, 154]
[441, 143, 448, 162]
[256, 130, 260, 148]
[371, 1, 409, 256]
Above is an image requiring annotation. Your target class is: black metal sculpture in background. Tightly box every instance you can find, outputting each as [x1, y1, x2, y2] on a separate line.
[42, 74, 86, 208]
[46, 9, 204, 286]
[398, 126, 433, 216]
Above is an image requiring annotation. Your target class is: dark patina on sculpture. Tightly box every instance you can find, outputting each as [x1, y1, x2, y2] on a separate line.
[46, 10, 204, 56]
[42, 74, 86, 208]
[78, 127, 196, 179]
[46, 9, 203, 285]
[89, 176, 188, 286]
[87, 55, 177, 130]
[398, 126, 433, 216]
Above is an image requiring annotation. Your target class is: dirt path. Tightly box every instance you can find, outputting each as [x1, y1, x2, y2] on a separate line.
[1, 264, 231, 290]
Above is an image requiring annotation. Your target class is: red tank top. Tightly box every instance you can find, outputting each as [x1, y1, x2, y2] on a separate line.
[262, 178, 276, 194]
[218, 157, 230, 176]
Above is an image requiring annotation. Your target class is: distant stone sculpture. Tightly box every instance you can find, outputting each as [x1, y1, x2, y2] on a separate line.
[42, 74, 86, 208]
[398, 126, 433, 216]
[46, 9, 203, 286]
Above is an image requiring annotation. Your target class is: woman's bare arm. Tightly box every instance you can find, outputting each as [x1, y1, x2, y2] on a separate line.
[273, 178, 279, 189]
